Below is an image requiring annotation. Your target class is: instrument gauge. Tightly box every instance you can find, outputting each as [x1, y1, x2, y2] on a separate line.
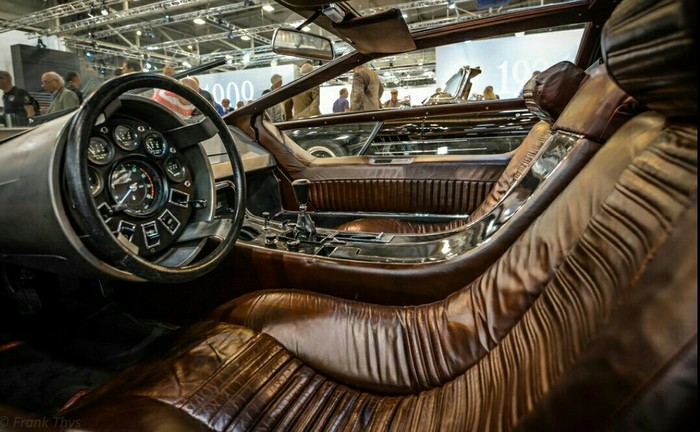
[88, 167, 103, 196]
[164, 156, 187, 183]
[113, 125, 140, 151]
[143, 132, 169, 159]
[87, 137, 115, 165]
[109, 159, 165, 217]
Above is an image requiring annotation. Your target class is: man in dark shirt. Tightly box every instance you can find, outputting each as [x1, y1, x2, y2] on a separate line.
[0, 70, 35, 126]
[64, 71, 84, 104]
[332, 88, 349, 113]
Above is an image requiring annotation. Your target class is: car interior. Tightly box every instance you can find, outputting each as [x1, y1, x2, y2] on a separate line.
[0, 0, 696, 430]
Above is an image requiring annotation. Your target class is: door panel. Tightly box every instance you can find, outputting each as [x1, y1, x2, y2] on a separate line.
[252, 102, 526, 216]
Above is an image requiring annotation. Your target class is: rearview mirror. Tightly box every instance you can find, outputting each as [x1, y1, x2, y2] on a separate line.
[272, 28, 335, 61]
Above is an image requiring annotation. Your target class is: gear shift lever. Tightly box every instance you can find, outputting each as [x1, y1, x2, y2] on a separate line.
[291, 178, 315, 238]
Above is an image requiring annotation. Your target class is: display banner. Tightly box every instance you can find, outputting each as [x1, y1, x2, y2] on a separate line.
[435, 27, 584, 99]
[195, 64, 296, 105]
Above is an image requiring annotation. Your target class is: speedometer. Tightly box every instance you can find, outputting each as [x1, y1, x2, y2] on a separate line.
[113, 125, 140, 151]
[108, 159, 165, 217]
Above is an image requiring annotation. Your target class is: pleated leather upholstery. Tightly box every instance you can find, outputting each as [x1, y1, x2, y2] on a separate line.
[68, 116, 696, 431]
[309, 176, 496, 214]
[602, 0, 697, 118]
[336, 121, 552, 232]
[65, 0, 697, 430]
[336, 63, 633, 234]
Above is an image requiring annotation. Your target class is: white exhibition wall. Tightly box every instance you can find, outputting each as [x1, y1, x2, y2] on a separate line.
[435, 28, 585, 99]
[196, 65, 296, 106]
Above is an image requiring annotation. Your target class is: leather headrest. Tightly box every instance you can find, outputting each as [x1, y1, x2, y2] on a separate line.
[602, 0, 697, 118]
[523, 61, 587, 123]
[554, 63, 640, 143]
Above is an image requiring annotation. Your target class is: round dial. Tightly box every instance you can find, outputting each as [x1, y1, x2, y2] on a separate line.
[143, 132, 169, 158]
[113, 125, 140, 151]
[87, 137, 114, 165]
[109, 159, 165, 217]
[164, 156, 186, 182]
[88, 166, 103, 196]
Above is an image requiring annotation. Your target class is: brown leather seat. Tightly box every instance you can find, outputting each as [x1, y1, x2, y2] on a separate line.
[335, 61, 637, 234]
[64, 0, 697, 430]
[335, 61, 587, 234]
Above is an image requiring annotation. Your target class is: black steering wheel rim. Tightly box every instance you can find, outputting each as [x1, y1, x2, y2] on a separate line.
[64, 73, 246, 283]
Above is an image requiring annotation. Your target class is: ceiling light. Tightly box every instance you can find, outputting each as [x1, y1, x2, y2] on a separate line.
[302, 26, 311, 32]
[187, 44, 193, 50]
[514, 31, 525, 37]
[402, 12, 408, 19]
[136, 30, 142, 35]
[241, 35, 250, 41]
[193, 17, 206, 25]
[100, 8, 109, 16]
[262, 3, 275, 12]
[448, 0, 456, 10]
[182, 61, 192, 68]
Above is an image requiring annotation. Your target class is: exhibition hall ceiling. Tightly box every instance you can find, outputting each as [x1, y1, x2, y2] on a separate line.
[0, 1, 555, 73]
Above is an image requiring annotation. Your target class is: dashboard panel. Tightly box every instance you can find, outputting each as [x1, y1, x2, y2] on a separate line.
[88, 116, 196, 257]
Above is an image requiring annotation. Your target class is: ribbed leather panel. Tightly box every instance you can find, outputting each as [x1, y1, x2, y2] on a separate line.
[310, 177, 495, 214]
[602, 0, 697, 117]
[336, 122, 552, 232]
[69, 118, 696, 432]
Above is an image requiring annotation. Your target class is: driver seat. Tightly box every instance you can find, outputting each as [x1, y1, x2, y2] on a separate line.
[63, 0, 697, 430]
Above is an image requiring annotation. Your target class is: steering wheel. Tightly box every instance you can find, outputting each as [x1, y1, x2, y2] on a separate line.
[64, 73, 246, 283]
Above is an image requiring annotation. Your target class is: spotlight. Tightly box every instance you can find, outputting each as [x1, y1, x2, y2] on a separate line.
[193, 17, 206, 25]
[99, 67, 106, 75]
[227, 30, 234, 40]
[187, 44, 193, 50]
[100, 8, 109, 16]
[302, 26, 311, 32]
[86, 50, 94, 59]
[136, 29, 142, 36]
[262, 3, 275, 12]
[241, 35, 250, 41]
[448, 0, 456, 10]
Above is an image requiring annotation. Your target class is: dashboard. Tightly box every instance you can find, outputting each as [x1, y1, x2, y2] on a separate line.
[87, 116, 196, 257]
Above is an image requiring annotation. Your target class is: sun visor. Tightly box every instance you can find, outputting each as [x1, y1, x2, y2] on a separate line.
[333, 9, 416, 55]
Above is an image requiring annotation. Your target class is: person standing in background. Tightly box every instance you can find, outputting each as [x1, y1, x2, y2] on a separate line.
[162, 65, 176, 77]
[482, 85, 499, 100]
[42, 71, 79, 114]
[332, 88, 349, 113]
[350, 64, 383, 111]
[291, 63, 320, 119]
[121, 60, 141, 74]
[266, 73, 286, 122]
[383, 89, 400, 108]
[64, 71, 84, 104]
[236, 101, 245, 109]
[221, 98, 234, 113]
[0, 70, 36, 124]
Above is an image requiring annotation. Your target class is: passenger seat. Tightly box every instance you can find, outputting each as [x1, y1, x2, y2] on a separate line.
[336, 61, 635, 234]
